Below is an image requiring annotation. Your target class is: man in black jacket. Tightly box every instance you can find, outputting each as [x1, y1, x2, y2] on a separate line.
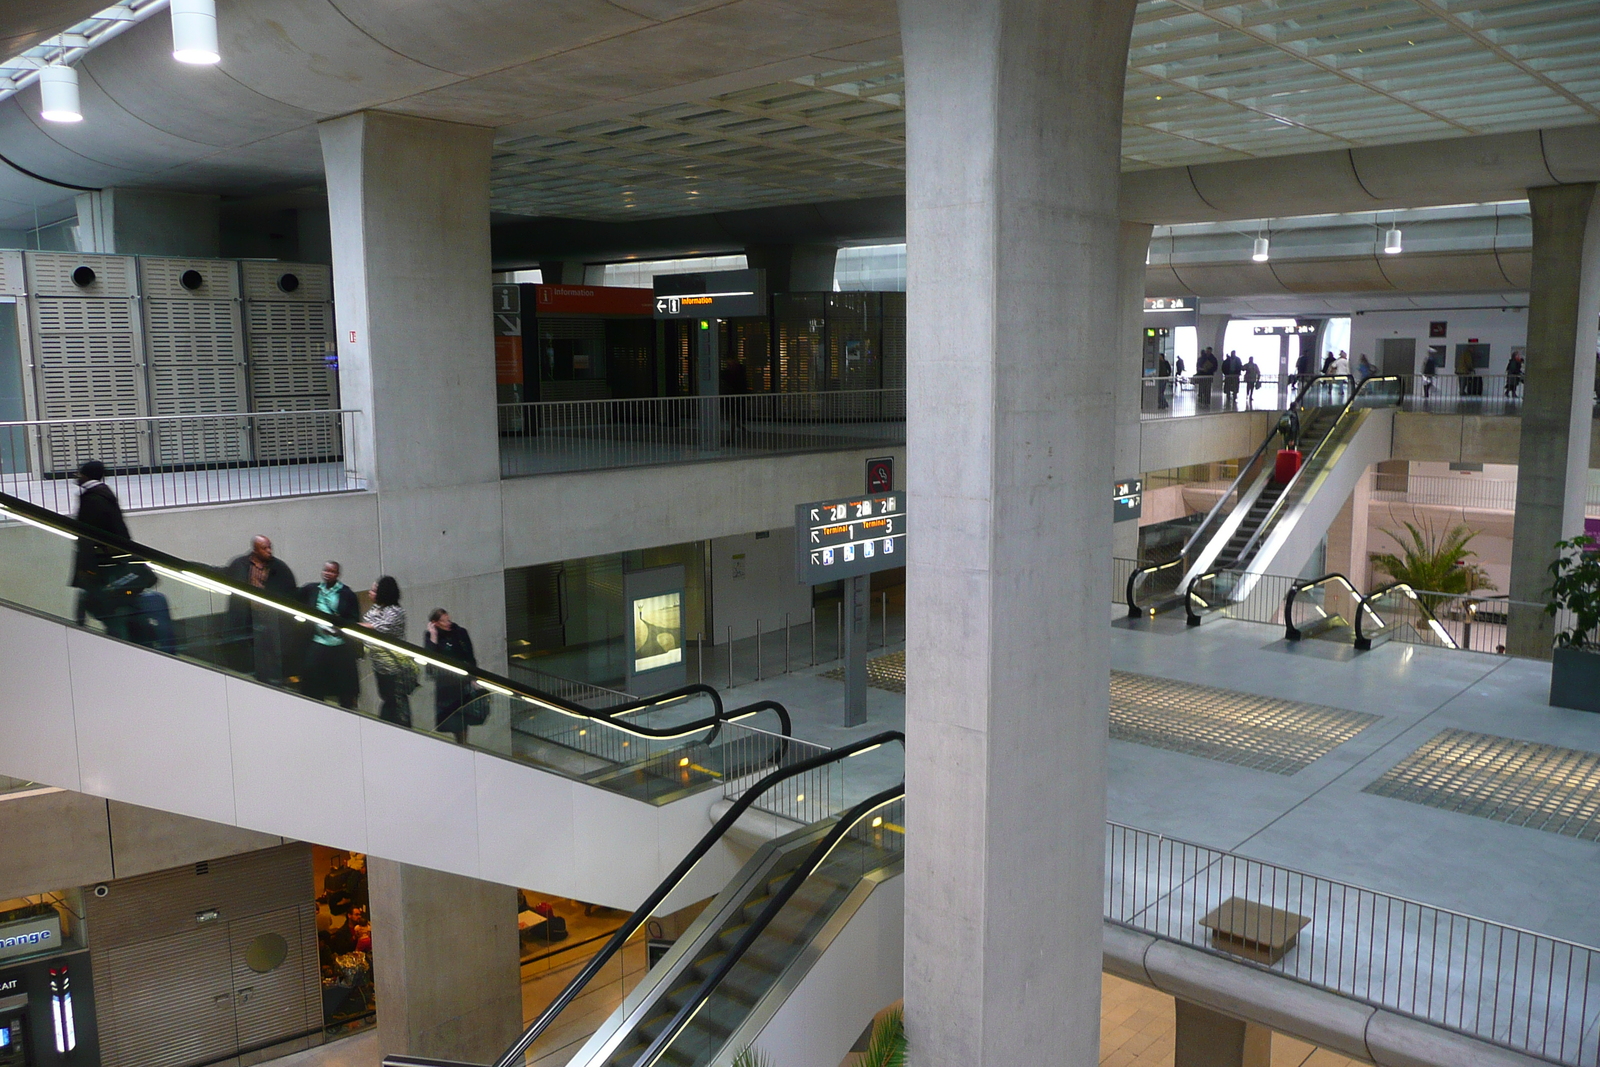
[222, 535, 298, 684]
[71, 460, 132, 639]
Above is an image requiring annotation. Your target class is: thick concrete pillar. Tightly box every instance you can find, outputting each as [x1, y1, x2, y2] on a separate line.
[745, 243, 837, 291]
[1508, 184, 1600, 657]
[367, 858, 522, 1063]
[899, 0, 1136, 1064]
[1174, 1001, 1271, 1067]
[537, 259, 594, 284]
[1324, 473, 1372, 620]
[1116, 223, 1154, 561]
[320, 112, 509, 673]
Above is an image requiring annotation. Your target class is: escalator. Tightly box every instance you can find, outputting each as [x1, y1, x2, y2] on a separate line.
[391, 732, 906, 1067]
[1127, 375, 1402, 617]
[0, 488, 816, 915]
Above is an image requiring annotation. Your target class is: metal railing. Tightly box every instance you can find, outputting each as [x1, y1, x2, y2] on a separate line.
[1140, 374, 1291, 417]
[0, 409, 363, 514]
[1396, 373, 1526, 415]
[1107, 822, 1600, 1065]
[1371, 473, 1600, 515]
[1185, 569, 1301, 629]
[497, 388, 905, 477]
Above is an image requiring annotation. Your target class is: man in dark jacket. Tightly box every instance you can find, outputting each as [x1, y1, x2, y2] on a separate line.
[71, 460, 132, 639]
[299, 561, 361, 709]
[1195, 348, 1219, 408]
[222, 536, 298, 684]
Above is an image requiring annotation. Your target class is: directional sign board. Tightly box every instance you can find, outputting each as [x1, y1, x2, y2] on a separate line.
[653, 268, 767, 319]
[795, 491, 906, 584]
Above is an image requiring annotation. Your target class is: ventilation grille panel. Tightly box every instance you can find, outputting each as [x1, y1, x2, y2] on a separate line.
[138, 257, 239, 300]
[245, 302, 329, 332]
[145, 300, 237, 335]
[34, 297, 135, 334]
[24, 251, 137, 297]
[0, 250, 22, 295]
[35, 333, 138, 365]
[145, 332, 243, 365]
[241, 260, 331, 302]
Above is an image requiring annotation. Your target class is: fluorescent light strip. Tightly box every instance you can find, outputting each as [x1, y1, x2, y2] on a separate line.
[0, 508, 77, 540]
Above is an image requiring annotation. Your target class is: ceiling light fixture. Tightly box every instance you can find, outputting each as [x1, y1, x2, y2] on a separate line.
[39, 65, 82, 122]
[1252, 236, 1270, 262]
[171, 0, 220, 64]
[1384, 226, 1403, 254]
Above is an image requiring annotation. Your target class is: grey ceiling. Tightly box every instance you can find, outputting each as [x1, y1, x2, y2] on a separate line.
[1, 0, 1598, 233]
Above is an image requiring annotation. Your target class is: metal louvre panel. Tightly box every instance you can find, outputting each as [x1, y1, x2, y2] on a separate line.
[228, 904, 320, 1050]
[240, 260, 331, 302]
[138, 257, 240, 300]
[150, 364, 249, 410]
[250, 356, 334, 398]
[244, 302, 328, 332]
[33, 297, 136, 335]
[96, 926, 237, 1067]
[253, 401, 339, 459]
[145, 300, 239, 336]
[35, 331, 138, 364]
[37, 366, 145, 470]
[24, 251, 138, 297]
[86, 843, 315, 950]
[535, 314, 606, 342]
[0, 250, 22, 295]
[145, 330, 243, 364]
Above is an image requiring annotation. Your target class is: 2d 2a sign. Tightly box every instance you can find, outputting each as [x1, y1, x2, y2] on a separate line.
[795, 491, 906, 583]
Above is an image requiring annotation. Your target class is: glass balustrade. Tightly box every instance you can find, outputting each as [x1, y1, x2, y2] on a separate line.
[0, 491, 789, 805]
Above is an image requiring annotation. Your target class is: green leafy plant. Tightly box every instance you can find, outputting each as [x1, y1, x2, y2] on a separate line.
[1547, 535, 1600, 650]
[731, 1046, 775, 1067]
[1371, 520, 1495, 610]
[857, 1005, 907, 1067]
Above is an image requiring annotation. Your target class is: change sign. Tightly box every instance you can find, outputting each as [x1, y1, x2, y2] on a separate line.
[795, 491, 906, 584]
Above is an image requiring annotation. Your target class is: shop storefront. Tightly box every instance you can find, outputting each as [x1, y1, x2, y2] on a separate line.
[0, 893, 99, 1067]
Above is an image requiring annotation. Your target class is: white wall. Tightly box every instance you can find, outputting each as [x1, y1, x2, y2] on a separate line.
[1351, 307, 1529, 373]
[0, 605, 744, 913]
[709, 528, 813, 644]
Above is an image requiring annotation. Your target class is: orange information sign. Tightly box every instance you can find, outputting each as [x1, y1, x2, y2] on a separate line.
[495, 336, 523, 385]
[533, 284, 654, 316]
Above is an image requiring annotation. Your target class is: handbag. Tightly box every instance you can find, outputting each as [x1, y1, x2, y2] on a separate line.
[103, 560, 157, 596]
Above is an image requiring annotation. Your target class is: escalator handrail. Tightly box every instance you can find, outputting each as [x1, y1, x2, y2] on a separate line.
[1227, 375, 1401, 570]
[624, 782, 906, 1067]
[1355, 581, 1458, 650]
[491, 729, 906, 1067]
[0, 489, 792, 744]
[1283, 572, 1358, 640]
[1125, 374, 1338, 615]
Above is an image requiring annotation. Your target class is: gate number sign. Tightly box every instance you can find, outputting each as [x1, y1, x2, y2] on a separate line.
[795, 491, 906, 583]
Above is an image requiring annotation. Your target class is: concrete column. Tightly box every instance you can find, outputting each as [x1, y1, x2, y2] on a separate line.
[367, 858, 522, 1063]
[1324, 473, 1372, 620]
[899, 0, 1136, 1064]
[1116, 223, 1154, 561]
[1508, 183, 1600, 657]
[745, 243, 837, 291]
[74, 188, 221, 256]
[537, 259, 591, 284]
[1174, 1000, 1272, 1067]
[319, 111, 509, 673]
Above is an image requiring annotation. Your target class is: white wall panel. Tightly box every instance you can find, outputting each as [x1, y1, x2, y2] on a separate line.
[358, 716, 482, 873]
[0, 607, 83, 789]
[67, 626, 237, 824]
[6, 603, 763, 907]
[225, 675, 368, 854]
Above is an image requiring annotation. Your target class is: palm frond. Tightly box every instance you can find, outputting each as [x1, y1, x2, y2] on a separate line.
[858, 1006, 907, 1067]
[731, 1045, 775, 1067]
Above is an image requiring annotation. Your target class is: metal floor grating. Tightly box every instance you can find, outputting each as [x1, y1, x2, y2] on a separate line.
[1109, 672, 1380, 775]
[1364, 729, 1600, 840]
[821, 650, 906, 693]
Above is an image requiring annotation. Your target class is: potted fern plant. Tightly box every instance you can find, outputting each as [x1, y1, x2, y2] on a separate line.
[1370, 520, 1495, 614]
[1548, 534, 1600, 712]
